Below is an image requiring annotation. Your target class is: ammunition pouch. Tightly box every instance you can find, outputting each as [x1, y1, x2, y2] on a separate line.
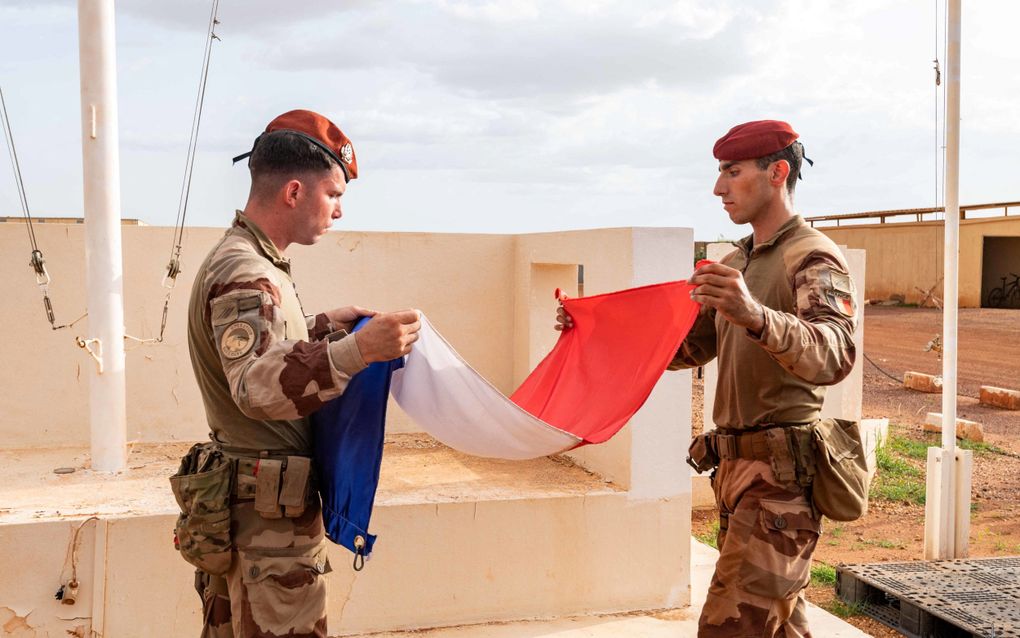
[232, 452, 316, 520]
[169, 442, 234, 575]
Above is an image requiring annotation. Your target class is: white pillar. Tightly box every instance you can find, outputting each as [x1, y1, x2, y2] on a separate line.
[926, 0, 967, 559]
[78, 0, 126, 472]
[942, 0, 961, 455]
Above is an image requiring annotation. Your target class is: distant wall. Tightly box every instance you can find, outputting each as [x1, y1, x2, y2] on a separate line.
[821, 216, 1020, 307]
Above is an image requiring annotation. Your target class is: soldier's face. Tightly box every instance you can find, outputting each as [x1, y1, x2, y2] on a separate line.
[714, 160, 771, 225]
[293, 165, 346, 245]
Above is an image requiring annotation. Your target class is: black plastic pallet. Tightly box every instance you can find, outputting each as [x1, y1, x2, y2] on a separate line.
[837, 557, 1020, 638]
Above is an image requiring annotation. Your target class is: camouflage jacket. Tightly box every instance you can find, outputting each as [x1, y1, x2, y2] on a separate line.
[187, 212, 366, 453]
[670, 215, 857, 430]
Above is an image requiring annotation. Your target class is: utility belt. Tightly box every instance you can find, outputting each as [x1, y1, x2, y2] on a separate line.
[687, 423, 816, 488]
[169, 442, 318, 576]
[687, 419, 871, 523]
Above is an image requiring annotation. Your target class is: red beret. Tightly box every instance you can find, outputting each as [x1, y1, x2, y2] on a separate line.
[233, 109, 358, 181]
[713, 120, 799, 161]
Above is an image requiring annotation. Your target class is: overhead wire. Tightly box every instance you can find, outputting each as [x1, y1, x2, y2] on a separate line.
[128, 0, 221, 346]
[5, 1, 220, 345]
[0, 86, 36, 254]
[1, 85, 88, 331]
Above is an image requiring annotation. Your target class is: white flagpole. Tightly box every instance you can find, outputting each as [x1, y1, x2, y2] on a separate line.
[925, 0, 968, 560]
[78, 0, 127, 472]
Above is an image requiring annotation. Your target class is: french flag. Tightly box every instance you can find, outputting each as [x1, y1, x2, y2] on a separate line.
[313, 280, 701, 561]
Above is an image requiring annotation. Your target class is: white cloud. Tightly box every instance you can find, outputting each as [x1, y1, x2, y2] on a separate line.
[0, 0, 1017, 241]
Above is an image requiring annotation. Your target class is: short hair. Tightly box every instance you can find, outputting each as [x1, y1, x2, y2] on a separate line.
[755, 141, 803, 194]
[248, 130, 339, 186]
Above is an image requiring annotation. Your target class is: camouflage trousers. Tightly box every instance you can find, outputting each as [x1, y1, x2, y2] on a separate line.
[698, 458, 821, 638]
[196, 499, 331, 638]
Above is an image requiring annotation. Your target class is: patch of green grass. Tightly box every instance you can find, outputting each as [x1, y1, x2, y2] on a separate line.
[907, 431, 1010, 457]
[859, 538, 906, 550]
[694, 520, 720, 550]
[871, 445, 926, 505]
[886, 435, 929, 460]
[875, 445, 921, 476]
[810, 562, 837, 587]
[958, 439, 1009, 456]
[825, 598, 866, 619]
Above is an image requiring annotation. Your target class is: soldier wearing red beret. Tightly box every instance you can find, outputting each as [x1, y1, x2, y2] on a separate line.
[176, 110, 421, 637]
[556, 119, 861, 635]
[678, 120, 860, 637]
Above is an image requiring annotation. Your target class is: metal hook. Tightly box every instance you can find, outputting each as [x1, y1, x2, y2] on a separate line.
[352, 535, 366, 571]
[76, 337, 103, 374]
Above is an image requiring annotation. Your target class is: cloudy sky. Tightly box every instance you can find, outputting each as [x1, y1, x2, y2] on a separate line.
[0, 1, 1017, 240]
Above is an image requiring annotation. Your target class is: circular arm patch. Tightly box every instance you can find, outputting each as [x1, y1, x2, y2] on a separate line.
[221, 321, 256, 359]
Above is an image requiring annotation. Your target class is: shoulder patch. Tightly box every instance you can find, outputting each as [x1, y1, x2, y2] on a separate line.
[220, 321, 257, 359]
[823, 270, 856, 317]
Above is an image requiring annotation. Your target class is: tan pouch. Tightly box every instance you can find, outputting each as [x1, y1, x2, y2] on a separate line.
[255, 459, 283, 519]
[811, 418, 870, 521]
[279, 456, 311, 518]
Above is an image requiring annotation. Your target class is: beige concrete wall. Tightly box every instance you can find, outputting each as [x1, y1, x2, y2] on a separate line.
[822, 222, 943, 304]
[2, 224, 696, 449]
[821, 216, 1020, 307]
[0, 494, 691, 636]
[512, 229, 636, 488]
[0, 224, 516, 447]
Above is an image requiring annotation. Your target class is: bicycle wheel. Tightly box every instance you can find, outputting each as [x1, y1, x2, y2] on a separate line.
[1009, 286, 1020, 309]
[987, 288, 1005, 308]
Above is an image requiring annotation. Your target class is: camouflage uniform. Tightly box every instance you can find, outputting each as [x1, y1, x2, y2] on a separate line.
[187, 211, 367, 638]
[670, 215, 858, 637]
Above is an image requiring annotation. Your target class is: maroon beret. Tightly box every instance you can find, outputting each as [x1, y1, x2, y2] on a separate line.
[233, 109, 358, 181]
[713, 120, 799, 161]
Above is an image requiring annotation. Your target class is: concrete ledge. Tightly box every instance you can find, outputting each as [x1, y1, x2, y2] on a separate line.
[923, 413, 984, 443]
[979, 385, 1020, 410]
[0, 438, 692, 636]
[904, 371, 943, 393]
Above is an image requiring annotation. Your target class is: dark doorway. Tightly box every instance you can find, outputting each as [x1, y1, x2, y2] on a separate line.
[981, 237, 1020, 308]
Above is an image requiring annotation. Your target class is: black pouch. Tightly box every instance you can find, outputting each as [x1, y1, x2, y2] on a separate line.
[811, 419, 870, 522]
[687, 433, 719, 474]
[169, 442, 234, 575]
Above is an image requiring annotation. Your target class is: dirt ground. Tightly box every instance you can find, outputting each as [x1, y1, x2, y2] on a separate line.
[862, 306, 1020, 443]
[691, 306, 1020, 637]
